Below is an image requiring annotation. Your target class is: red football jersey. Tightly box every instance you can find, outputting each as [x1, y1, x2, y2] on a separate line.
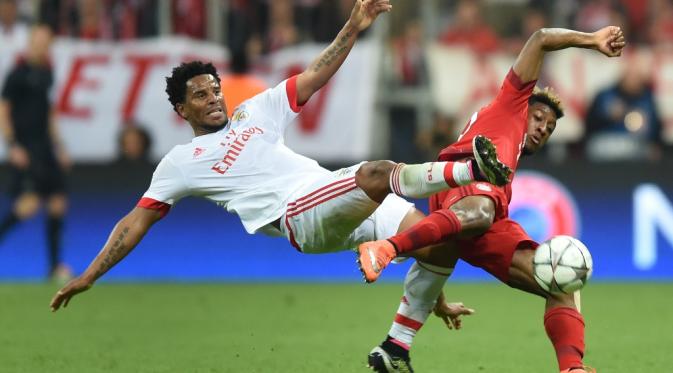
[437, 68, 536, 173]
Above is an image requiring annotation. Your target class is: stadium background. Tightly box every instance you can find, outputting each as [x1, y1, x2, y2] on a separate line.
[0, 1, 672, 372]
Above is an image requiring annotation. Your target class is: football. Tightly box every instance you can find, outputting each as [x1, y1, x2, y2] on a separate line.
[533, 235, 593, 294]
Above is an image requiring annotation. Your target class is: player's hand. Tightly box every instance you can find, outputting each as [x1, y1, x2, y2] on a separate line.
[8, 143, 30, 169]
[593, 26, 626, 57]
[433, 301, 475, 330]
[50, 276, 93, 312]
[348, 0, 392, 32]
[56, 149, 72, 172]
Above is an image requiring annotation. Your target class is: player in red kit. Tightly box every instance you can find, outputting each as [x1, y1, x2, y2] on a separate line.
[361, 26, 625, 373]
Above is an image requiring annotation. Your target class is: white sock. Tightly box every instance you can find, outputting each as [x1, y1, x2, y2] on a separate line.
[388, 262, 453, 348]
[389, 162, 473, 198]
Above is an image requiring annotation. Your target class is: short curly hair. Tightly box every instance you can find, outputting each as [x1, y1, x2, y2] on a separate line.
[165, 61, 221, 114]
[529, 86, 564, 119]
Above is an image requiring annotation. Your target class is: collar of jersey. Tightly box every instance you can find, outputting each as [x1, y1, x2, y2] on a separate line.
[191, 126, 228, 143]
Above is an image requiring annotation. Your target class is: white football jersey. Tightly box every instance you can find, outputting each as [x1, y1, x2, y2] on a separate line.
[141, 77, 331, 234]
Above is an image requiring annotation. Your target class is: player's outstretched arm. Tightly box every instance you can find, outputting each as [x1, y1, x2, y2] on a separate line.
[49, 207, 163, 312]
[295, 0, 391, 105]
[433, 291, 475, 330]
[513, 26, 626, 83]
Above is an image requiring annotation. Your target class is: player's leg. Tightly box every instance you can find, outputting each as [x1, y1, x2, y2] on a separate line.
[356, 160, 476, 202]
[284, 169, 449, 372]
[455, 218, 593, 372]
[46, 193, 71, 280]
[358, 191, 497, 283]
[389, 194, 496, 252]
[355, 135, 510, 204]
[508, 250, 592, 373]
[364, 207, 458, 373]
[0, 192, 41, 243]
[0, 167, 45, 243]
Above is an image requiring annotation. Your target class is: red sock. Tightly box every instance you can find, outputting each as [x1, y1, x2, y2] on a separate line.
[442, 161, 474, 187]
[544, 307, 585, 371]
[388, 210, 461, 254]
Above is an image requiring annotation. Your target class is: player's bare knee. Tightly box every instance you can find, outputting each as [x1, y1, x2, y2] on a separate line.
[14, 194, 41, 219]
[451, 198, 495, 236]
[355, 161, 396, 202]
[356, 161, 395, 183]
[47, 195, 68, 216]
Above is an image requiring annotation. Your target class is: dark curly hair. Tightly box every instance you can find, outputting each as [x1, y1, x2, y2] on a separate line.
[165, 61, 221, 114]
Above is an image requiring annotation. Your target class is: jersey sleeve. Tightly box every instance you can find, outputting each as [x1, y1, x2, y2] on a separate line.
[493, 68, 537, 113]
[245, 75, 302, 133]
[137, 155, 189, 217]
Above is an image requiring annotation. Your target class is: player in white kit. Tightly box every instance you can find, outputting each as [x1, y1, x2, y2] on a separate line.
[50, 1, 505, 338]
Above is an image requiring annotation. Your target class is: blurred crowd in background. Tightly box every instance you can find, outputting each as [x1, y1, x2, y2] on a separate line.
[1, 0, 672, 166]
[5, 0, 673, 46]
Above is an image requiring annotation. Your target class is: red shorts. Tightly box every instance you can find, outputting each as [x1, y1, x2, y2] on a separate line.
[430, 183, 538, 283]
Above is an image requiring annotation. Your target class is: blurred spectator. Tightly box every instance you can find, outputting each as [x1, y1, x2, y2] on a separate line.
[648, 0, 673, 45]
[37, 0, 60, 35]
[172, 0, 206, 39]
[267, 0, 299, 52]
[584, 55, 664, 161]
[0, 25, 72, 281]
[117, 124, 153, 164]
[438, 0, 501, 55]
[296, 0, 347, 43]
[41, 0, 157, 40]
[227, 0, 267, 56]
[505, 3, 548, 54]
[109, 0, 158, 39]
[108, 123, 155, 191]
[416, 113, 459, 161]
[43, 0, 110, 39]
[573, 0, 627, 35]
[620, 0, 648, 43]
[386, 20, 427, 163]
[390, 20, 426, 87]
[0, 0, 28, 45]
[78, 0, 107, 39]
[221, 51, 267, 117]
[0, 0, 29, 84]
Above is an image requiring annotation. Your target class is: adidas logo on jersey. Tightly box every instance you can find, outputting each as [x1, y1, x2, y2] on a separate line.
[193, 147, 206, 158]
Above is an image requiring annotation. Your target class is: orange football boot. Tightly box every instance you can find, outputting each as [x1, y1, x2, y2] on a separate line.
[356, 240, 397, 283]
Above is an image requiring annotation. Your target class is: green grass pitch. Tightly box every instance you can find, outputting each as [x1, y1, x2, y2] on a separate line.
[0, 282, 671, 372]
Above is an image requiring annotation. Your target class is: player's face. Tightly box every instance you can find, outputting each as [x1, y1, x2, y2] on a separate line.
[178, 74, 228, 133]
[523, 102, 557, 155]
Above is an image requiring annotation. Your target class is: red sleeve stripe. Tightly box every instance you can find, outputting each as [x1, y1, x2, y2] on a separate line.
[285, 75, 302, 113]
[137, 197, 171, 218]
[284, 215, 302, 252]
[507, 68, 537, 91]
[390, 163, 403, 196]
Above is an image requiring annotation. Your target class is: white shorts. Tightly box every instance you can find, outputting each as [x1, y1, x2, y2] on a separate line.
[280, 163, 414, 254]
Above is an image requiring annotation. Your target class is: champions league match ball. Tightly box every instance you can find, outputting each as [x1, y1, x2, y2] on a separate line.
[533, 235, 593, 294]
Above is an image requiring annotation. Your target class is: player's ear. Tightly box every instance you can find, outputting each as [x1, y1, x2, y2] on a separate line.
[176, 103, 187, 119]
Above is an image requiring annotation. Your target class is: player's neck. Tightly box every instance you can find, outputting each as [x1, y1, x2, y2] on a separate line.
[192, 119, 228, 137]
